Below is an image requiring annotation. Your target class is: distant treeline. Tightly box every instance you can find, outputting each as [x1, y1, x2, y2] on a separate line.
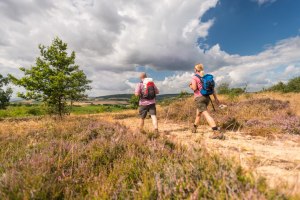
[217, 76, 300, 97]
[266, 76, 300, 93]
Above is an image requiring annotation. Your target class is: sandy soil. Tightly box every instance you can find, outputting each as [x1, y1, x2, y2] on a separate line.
[98, 110, 300, 196]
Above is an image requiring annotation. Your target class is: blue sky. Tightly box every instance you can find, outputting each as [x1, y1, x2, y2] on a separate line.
[1, 0, 300, 95]
[202, 0, 300, 55]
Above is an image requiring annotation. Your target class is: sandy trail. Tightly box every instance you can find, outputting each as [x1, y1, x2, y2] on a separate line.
[98, 110, 300, 196]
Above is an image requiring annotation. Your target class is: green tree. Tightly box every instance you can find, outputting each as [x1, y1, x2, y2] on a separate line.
[178, 90, 189, 98]
[268, 81, 286, 92]
[217, 82, 246, 96]
[286, 77, 300, 92]
[268, 77, 300, 93]
[10, 37, 91, 117]
[129, 95, 139, 109]
[216, 83, 230, 94]
[0, 74, 13, 109]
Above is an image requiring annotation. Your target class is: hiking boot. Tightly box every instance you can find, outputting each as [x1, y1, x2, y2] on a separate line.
[210, 130, 225, 140]
[191, 125, 197, 133]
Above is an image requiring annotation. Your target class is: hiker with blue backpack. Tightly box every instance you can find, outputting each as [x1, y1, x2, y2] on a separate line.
[135, 72, 159, 134]
[189, 64, 224, 139]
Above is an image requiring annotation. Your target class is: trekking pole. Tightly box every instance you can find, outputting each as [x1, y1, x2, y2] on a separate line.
[209, 96, 216, 112]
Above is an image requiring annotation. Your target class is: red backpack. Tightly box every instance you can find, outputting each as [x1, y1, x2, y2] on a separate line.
[141, 81, 156, 100]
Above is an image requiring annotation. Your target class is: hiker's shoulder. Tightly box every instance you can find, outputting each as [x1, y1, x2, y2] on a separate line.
[192, 75, 198, 80]
[135, 82, 142, 88]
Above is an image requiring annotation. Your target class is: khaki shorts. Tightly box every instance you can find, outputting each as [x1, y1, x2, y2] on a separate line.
[195, 96, 210, 112]
[139, 104, 156, 119]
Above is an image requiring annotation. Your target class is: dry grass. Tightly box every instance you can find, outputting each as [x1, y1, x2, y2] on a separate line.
[0, 116, 287, 199]
[242, 92, 300, 116]
[159, 92, 300, 136]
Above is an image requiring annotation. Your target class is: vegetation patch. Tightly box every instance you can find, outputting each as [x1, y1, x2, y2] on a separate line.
[0, 117, 286, 199]
[160, 96, 300, 136]
[0, 104, 127, 119]
[267, 76, 300, 93]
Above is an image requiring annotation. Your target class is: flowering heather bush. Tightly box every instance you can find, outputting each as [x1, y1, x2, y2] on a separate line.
[234, 98, 290, 111]
[160, 97, 299, 135]
[275, 115, 300, 135]
[0, 117, 285, 199]
[245, 115, 300, 135]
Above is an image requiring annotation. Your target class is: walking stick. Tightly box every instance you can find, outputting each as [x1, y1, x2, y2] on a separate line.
[209, 96, 216, 111]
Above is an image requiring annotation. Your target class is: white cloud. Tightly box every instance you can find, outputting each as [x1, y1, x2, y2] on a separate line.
[0, 0, 219, 96]
[0, 0, 299, 96]
[214, 37, 300, 89]
[153, 36, 300, 93]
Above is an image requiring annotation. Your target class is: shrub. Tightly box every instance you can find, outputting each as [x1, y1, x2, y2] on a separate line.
[159, 96, 299, 136]
[71, 105, 126, 115]
[27, 107, 44, 116]
[178, 90, 190, 98]
[0, 74, 13, 110]
[268, 76, 300, 93]
[129, 94, 139, 109]
[0, 117, 286, 199]
[0, 105, 46, 118]
[217, 82, 246, 101]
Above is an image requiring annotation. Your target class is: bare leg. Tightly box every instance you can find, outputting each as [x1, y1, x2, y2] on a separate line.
[151, 115, 158, 130]
[194, 109, 202, 126]
[139, 118, 145, 130]
[202, 111, 217, 128]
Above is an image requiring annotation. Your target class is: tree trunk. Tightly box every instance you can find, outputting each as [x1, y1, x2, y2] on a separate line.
[58, 96, 62, 118]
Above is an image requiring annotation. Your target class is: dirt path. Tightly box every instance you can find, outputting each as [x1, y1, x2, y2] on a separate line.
[98, 111, 300, 195]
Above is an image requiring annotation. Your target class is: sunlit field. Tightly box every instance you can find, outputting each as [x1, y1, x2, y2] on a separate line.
[1, 92, 300, 199]
[0, 116, 286, 199]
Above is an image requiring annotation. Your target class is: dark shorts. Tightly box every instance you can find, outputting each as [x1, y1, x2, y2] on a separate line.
[195, 96, 209, 112]
[139, 104, 156, 119]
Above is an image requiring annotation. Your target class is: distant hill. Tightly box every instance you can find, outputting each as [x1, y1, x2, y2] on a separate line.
[94, 94, 132, 100]
[94, 93, 183, 101]
[10, 93, 190, 104]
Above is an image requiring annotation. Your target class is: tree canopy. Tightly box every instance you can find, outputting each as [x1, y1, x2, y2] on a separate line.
[268, 77, 300, 93]
[0, 74, 13, 109]
[10, 37, 91, 116]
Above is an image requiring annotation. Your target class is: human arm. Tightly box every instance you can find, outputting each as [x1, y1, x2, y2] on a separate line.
[135, 84, 141, 97]
[189, 79, 197, 91]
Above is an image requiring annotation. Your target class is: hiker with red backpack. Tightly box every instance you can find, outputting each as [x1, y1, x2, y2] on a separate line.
[189, 64, 224, 139]
[135, 72, 159, 134]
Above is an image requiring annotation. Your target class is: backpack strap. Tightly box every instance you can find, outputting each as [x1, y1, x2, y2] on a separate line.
[194, 74, 204, 91]
[139, 81, 143, 96]
[194, 74, 203, 83]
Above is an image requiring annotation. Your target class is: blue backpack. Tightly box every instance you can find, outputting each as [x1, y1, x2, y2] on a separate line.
[195, 74, 215, 96]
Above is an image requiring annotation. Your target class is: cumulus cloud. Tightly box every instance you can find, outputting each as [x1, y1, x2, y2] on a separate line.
[150, 36, 300, 93]
[0, 0, 299, 96]
[0, 0, 219, 96]
[213, 37, 300, 90]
